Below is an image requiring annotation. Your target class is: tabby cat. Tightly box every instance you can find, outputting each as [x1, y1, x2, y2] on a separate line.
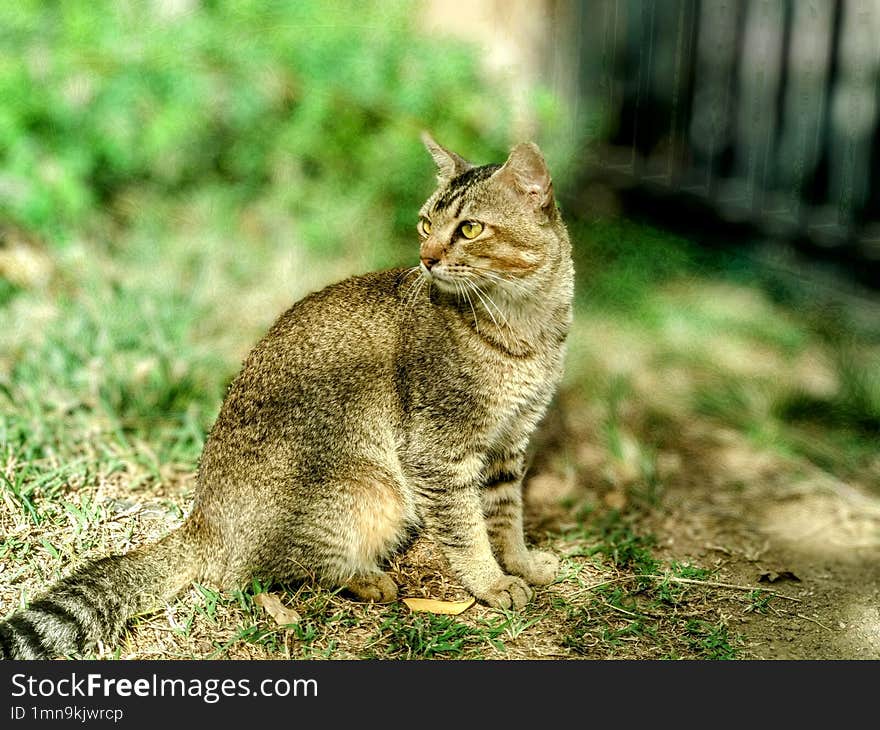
[0, 134, 573, 659]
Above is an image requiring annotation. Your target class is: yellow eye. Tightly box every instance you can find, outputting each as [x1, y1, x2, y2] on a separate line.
[419, 219, 432, 236]
[460, 221, 483, 239]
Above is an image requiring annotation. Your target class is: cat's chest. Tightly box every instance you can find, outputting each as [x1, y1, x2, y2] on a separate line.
[486, 355, 552, 406]
[401, 317, 565, 451]
[476, 347, 562, 440]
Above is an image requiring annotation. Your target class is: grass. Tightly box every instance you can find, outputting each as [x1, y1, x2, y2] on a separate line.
[3, 135, 879, 661]
[551, 509, 744, 660]
[367, 607, 507, 659]
[745, 590, 774, 615]
[3, 212, 877, 659]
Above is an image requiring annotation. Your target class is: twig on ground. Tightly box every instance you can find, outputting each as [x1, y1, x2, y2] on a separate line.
[575, 574, 802, 603]
[601, 602, 642, 619]
[797, 613, 833, 632]
[658, 576, 802, 603]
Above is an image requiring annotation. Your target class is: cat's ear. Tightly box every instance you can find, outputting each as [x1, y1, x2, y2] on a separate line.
[493, 142, 554, 217]
[421, 132, 472, 181]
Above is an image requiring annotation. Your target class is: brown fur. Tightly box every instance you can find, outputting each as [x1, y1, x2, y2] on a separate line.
[0, 135, 573, 658]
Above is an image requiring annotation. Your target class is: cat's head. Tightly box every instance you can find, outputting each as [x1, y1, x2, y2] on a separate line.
[416, 134, 568, 301]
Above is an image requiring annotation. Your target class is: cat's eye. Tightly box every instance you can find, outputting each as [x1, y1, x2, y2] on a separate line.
[459, 221, 483, 239]
[418, 219, 432, 236]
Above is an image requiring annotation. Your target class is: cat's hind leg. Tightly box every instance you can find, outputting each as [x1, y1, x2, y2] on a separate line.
[307, 469, 411, 603]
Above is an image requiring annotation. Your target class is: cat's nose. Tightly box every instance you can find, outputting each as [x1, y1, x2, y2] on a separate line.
[420, 256, 439, 270]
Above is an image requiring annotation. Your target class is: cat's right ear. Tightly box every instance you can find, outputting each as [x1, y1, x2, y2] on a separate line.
[492, 142, 555, 221]
[421, 132, 472, 181]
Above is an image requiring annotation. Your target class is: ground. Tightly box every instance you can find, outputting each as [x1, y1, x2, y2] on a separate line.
[528, 386, 880, 660]
[3, 226, 877, 659]
[6, 381, 877, 660]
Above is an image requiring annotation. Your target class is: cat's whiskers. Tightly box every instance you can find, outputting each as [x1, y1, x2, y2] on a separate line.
[463, 279, 516, 351]
[465, 265, 531, 293]
[462, 280, 496, 328]
[401, 275, 418, 311]
[455, 277, 481, 334]
[402, 271, 428, 315]
[414, 275, 429, 312]
[399, 266, 421, 288]
[471, 281, 510, 330]
[475, 270, 531, 297]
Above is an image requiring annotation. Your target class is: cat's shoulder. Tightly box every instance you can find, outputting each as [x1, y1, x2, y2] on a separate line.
[262, 268, 410, 339]
[300, 268, 410, 304]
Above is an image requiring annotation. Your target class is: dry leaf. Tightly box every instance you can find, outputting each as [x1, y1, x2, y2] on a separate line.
[402, 597, 475, 615]
[758, 570, 801, 584]
[255, 592, 301, 626]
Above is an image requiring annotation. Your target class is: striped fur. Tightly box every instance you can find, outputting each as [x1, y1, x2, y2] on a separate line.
[431, 164, 502, 216]
[1, 137, 573, 658]
[0, 529, 198, 659]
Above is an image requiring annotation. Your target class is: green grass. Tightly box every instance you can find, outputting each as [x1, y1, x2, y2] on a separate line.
[550, 505, 745, 659]
[684, 620, 739, 660]
[745, 590, 774, 615]
[584, 512, 659, 576]
[566, 215, 880, 489]
[563, 571, 741, 660]
[366, 606, 508, 659]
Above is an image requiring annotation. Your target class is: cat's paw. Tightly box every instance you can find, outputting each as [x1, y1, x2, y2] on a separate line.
[519, 549, 559, 586]
[478, 575, 533, 610]
[344, 572, 398, 603]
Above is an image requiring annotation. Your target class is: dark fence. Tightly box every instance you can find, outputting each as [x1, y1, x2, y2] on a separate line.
[572, 0, 880, 285]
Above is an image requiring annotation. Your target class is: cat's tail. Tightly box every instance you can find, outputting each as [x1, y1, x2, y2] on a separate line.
[0, 521, 202, 659]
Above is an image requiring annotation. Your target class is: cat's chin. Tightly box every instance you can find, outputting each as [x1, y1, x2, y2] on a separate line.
[422, 271, 459, 294]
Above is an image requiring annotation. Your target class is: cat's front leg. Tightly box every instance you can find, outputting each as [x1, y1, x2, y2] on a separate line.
[482, 451, 559, 586]
[414, 458, 533, 609]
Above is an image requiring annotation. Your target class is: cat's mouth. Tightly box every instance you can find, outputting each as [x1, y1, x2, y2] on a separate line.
[420, 264, 459, 293]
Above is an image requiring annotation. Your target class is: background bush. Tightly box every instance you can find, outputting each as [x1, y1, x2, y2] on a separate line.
[0, 0, 518, 256]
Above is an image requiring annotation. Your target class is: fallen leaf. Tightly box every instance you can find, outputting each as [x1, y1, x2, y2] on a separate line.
[402, 597, 475, 615]
[255, 592, 301, 626]
[758, 570, 801, 584]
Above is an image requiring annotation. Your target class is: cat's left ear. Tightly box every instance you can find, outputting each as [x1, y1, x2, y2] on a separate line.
[422, 132, 472, 181]
[494, 142, 555, 219]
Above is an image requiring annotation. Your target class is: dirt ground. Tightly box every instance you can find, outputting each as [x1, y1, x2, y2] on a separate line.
[523, 387, 880, 660]
[643, 424, 880, 659]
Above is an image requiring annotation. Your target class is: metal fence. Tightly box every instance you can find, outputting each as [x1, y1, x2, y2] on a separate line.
[573, 0, 880, 283]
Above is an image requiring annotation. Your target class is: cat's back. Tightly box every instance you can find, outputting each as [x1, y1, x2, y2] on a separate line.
[267, 268, 407, 346]
[237, 269, 409, 382]
[207, 269, 413, 444]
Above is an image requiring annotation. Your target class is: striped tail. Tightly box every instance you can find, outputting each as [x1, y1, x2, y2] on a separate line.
[0, 525, 199, 659]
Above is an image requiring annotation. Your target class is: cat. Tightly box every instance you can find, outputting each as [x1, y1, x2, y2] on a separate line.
[0, 134, 574, 659]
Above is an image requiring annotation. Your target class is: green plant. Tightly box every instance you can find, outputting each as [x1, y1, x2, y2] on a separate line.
[0, 1, 523, 255]
[685, 619, 738, 660]
[586, 511, 658, 579]
[745, 589, 773, 615]
[367, 606, 506, 659]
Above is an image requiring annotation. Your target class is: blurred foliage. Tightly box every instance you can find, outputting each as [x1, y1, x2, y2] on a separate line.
[0, 0, 517, 255]
[569, 215, 880, 486]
